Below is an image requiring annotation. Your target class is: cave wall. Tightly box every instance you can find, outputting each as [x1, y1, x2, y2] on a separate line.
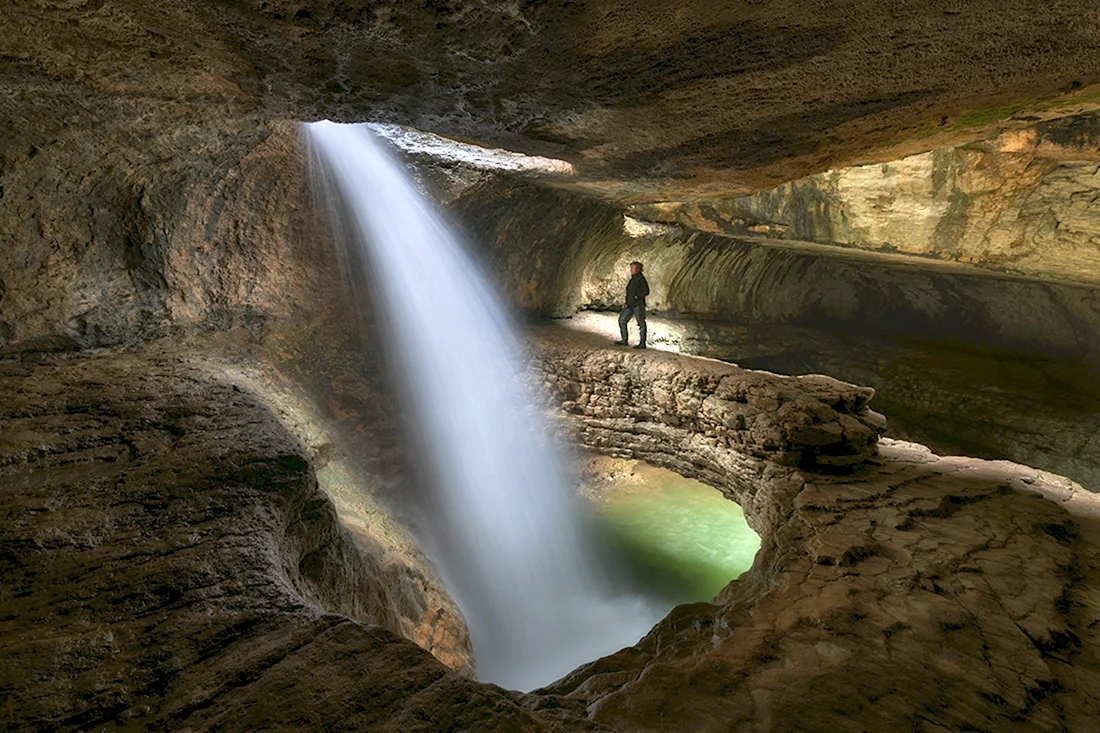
[0, 118, 335, 352]
[4, 1, 1100, 359]
[629, 115, 1100, 286]
[4, 3, 1100, 729]
[447, 176, 1100, 490]
[444, 175, 624, 318]
[0, 346, 564, 731]
[449, 178, 1100, 366]
[4, 114, 1097, 492]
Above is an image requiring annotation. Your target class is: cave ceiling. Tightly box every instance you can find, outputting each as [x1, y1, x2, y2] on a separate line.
[7, 0, 1100, 202]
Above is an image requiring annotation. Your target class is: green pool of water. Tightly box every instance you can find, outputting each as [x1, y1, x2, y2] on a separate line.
[594, 472, 761, 603]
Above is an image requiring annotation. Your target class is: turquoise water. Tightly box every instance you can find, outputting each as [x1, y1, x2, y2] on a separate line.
[595, 475, 761, 603]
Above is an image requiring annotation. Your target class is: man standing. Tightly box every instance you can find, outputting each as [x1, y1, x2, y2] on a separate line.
[614, 261, 649, 349]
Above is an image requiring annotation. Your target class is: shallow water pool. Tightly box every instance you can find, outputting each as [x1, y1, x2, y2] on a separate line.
[586, 460, 761, 603]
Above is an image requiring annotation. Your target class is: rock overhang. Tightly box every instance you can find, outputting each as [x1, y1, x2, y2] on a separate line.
[9, 0, 1100, 202]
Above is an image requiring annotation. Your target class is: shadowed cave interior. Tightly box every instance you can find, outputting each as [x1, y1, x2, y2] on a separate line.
[3, 2, 1100, 731]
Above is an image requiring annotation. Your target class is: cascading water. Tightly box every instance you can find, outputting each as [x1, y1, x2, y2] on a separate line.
[305, 121, 662, 690]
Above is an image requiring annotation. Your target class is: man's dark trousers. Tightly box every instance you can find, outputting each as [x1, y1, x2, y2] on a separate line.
[619, 304, 646, 346]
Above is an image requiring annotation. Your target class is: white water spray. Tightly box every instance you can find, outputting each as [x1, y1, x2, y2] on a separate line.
[305, 121, 661, 690]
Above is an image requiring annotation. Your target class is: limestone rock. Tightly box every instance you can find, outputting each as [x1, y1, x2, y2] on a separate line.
[527, 328, 1100, 729]
[533, 327, 884, 474]
[535, 397, 1100, 732]
[0, 120, 338, 353]
[3, 337, 1100, 731]
[450, 178, 1100, 368]
[0, 346, 587, 731]
[8, 1, 1100, 200]
[446, 177, 1100, 490]
[628, 118, 1100, 286]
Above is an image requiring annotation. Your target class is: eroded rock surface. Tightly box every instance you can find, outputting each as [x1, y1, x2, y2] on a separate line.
[2, 2, 1099, 729]
[451, 178, 1100, 366]
[447, 178, 1100, 487]
[2, 333, 1099, 731]
[628, 118, 1100, 285]
[0, 346, 589, 732]
[562, 310, 1100, 493]
[8, 1, 1100, 199]
[528, 333, 1100, 733]
[544, 440, 1100, 733]
[0, 120, 331, 353]
[532, 327, 885, 475]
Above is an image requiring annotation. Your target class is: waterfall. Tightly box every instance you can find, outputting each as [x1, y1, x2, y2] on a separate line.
[304, 121, 660, 690]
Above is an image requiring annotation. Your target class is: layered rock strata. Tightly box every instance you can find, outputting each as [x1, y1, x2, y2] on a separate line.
[628, 116, 1100, 286]
[453, 178, 1100, 366]
[450, 177, 1100, 487]
[531, 327, 886, 478]
[562, 310, 1100, 492]
[8, 1, 1100, 199]
[0, 346, 575, 732]
[527, 330, 1100, 733]
[2, 332, 1099, 731]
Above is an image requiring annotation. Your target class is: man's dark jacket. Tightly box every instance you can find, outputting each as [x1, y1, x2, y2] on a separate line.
[626, 273, 650, 308]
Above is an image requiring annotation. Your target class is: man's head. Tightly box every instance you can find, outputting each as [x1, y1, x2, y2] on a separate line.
[629, 261, 643, 275]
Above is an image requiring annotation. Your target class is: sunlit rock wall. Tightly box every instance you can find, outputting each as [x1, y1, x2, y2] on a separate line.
[450, 178, 1100, 366]
[447, 177, 1100, 490]
[629, 114, 1100, 285]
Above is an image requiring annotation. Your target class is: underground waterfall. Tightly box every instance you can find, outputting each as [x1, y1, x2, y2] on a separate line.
[306, 121, 734, 690]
